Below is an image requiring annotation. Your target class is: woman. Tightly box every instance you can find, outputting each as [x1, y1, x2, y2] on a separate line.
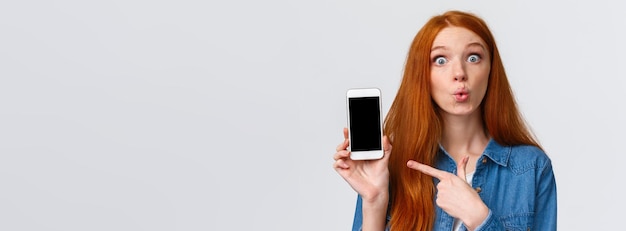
[333, 10, 557, 231]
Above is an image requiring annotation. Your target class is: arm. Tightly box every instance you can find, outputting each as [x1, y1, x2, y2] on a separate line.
[352, 195, 389, 231]
[532, 159, 557, 230]
[334, 128, 392, 231]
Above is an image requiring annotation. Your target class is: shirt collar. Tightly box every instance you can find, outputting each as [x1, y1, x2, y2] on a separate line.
[481, 138, 511, 167]
[438, 138, 511, 167]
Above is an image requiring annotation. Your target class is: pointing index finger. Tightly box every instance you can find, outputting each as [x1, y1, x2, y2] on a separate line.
[457, 156, 469, 179]
[407, 160, 447, 180]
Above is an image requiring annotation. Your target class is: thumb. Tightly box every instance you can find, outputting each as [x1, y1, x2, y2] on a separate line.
[457, 156, 469, 180]
[382, 136, 392, 161]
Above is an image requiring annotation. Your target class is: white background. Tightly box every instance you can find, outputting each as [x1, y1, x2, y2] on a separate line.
[1, 0, 624, 230]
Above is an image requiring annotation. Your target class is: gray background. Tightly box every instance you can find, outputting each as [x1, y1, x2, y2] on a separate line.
[1, 0, 624, 230]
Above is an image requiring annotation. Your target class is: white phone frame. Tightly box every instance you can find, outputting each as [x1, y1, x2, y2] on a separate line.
[346, 88, 384, 160]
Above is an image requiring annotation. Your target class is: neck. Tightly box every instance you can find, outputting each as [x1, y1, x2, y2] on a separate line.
[440, 110, 489, 159]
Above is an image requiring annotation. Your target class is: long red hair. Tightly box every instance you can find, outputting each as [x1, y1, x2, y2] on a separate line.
[384, 10, 541, 230]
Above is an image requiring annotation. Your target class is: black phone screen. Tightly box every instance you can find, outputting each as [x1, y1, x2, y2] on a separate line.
[348, 97, 382, 151]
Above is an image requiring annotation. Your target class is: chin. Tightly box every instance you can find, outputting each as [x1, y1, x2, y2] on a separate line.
[443, 107, 478, 116]
[451, 112, 474, 116]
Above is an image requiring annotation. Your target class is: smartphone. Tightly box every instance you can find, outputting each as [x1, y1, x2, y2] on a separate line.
[346, 88, 384, 160]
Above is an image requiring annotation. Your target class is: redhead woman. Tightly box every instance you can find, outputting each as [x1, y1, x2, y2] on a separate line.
[333, 10, 557, 231]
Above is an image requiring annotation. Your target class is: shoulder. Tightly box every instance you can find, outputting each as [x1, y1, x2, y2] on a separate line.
[508, 144, 550, 164]
[507, 144, 552, 174]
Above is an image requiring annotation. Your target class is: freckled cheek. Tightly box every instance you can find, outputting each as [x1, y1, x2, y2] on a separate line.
[468, 68, 489, 85]
[430, 69, 446, 80]
[473, 81, 489, 103]
[430, 67, 450, 78]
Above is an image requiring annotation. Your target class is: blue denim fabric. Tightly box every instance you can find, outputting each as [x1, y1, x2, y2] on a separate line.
[351, 139, 557, 231]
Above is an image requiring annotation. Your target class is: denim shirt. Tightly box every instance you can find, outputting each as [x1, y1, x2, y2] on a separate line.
[351, 139, 557, 231]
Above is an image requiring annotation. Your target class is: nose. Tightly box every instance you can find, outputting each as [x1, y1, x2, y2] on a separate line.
[452, 61, 467, 82]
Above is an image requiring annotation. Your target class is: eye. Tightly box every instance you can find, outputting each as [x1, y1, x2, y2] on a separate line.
[467, 54, 481, 63]
[434, 56, 448, 65]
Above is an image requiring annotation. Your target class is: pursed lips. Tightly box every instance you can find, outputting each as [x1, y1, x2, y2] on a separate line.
[453, 88, 469, 102]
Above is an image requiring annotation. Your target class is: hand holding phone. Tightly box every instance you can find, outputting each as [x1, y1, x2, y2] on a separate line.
[346, 88, 384, 160]
[333, 127, 392, 203]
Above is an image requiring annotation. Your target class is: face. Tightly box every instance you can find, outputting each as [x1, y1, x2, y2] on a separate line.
[429, 26, 490, 117]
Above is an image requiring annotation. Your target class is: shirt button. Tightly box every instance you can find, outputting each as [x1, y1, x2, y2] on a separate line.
[475, 187, 482, 193]
[482, 158, 487, 164]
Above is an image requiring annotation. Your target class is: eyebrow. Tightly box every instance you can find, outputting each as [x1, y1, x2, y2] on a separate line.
[430, 46, 447, 52]
[467, 42, 487, 51]
[430, 42, 487, 52]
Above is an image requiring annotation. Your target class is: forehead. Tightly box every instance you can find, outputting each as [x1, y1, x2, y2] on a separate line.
[431, 26, 487, 49]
